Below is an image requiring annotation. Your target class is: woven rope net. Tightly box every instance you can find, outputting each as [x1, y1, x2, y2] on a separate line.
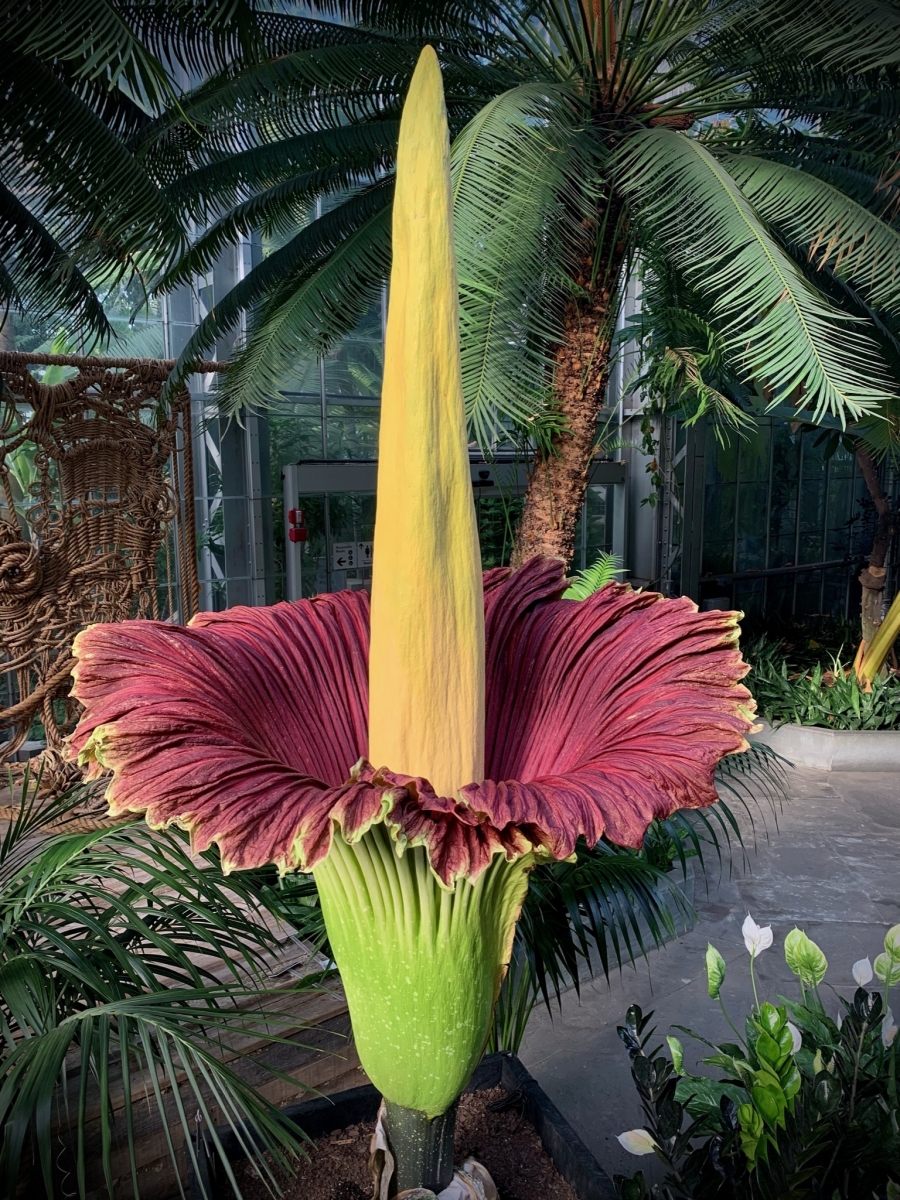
[0, 352, 221, 828]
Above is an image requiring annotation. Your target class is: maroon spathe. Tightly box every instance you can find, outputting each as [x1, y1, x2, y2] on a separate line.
[70, 558, 756, 885]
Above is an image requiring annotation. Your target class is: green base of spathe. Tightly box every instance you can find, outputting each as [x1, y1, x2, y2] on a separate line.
[314, 822, 532, 1116]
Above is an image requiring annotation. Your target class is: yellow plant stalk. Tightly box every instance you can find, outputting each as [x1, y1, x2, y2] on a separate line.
[858, 589, 900, 683]
[367, 45, 485, 797]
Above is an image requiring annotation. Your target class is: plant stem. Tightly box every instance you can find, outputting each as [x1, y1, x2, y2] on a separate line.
[749, 952, 760, 1014]
[718, 996, 746, 1048]
[848, 1016, 868, 1122]
[384, 1098, 458, 1193]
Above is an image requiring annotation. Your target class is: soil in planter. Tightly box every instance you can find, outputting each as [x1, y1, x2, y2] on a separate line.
[233, 1087, 579, 1200]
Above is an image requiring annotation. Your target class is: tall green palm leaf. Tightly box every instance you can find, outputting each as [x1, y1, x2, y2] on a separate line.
[0, 777, 323, 1199]
[145, 0, 900, 565]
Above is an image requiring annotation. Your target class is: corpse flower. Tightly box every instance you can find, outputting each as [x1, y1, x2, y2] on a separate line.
[70, 48, 756, 1198]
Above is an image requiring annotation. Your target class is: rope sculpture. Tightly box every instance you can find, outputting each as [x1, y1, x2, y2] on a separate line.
[0, 352, 223, 822]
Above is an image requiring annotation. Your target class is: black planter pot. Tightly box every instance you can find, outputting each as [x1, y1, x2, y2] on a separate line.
[189, 1052, 617, 1200]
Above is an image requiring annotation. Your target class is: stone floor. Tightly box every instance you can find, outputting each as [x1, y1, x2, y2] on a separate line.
[518, 767, 900, 1184]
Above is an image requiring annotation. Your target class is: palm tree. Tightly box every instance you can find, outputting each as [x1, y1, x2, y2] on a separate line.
[146, 0, 900, 564]
[0, 0, 276, 347]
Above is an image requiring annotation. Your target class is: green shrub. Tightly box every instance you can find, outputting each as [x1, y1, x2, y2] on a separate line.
[745, 637, 900, 730]
[614, 921, 900, 1199]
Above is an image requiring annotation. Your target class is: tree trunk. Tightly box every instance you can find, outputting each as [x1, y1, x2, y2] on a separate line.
[855, 441, 895, 649]
[513, 271, 618, 566]
[0, 308, 15, 353]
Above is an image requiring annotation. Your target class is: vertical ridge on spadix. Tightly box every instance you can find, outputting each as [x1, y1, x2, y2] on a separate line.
[367, 46, 485, 797]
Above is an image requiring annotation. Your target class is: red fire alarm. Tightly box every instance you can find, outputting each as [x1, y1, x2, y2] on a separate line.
[287, 507, 308, 542]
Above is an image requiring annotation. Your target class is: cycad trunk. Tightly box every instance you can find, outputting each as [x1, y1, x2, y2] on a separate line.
[513, 271, 618, 567]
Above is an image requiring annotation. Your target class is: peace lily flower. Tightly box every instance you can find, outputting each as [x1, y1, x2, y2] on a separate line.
[742, 914, 774, 957]
[68, 48, 755, 1196]
[883, 1007, 898, 1049]
[787, 1021, 802, 1055]
[853, 957, 874, 987]
[618, 1129, 659, 1156]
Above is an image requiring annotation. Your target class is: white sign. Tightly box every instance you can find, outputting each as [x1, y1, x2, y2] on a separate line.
[332, 541, 373, 571]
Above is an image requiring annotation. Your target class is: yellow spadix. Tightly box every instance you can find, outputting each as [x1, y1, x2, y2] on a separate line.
[368, 46, 484, 797]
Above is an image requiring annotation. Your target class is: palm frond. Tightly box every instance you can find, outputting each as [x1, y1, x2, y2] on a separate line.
[727, 154, 900, 316]
[0, 184, 112, 342]
[738, 0, 900, 72]
[206, 185, 393, 415]
[562, 552, 627, 599]
[452, 82, 601, 448]
[0, 778, 322, 1198]
[163, 120, 400, 221]
[615, 128, 896, 425]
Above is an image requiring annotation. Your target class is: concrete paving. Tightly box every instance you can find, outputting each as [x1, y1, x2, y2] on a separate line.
[518, 767, 900, 1184]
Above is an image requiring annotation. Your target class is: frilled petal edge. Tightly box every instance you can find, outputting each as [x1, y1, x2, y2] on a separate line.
[464, 557, 759, 853]
[69, 592, 389, 873]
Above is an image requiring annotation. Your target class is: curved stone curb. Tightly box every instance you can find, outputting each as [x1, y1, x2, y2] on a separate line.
[750, 720, 900, 771]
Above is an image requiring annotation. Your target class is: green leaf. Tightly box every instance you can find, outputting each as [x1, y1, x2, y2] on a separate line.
[813, 1073, 842, 1114]
[784, 927, 828, 987]
[885, 923, 900, 961]
[666, 1035, 684, 1074]
[706, 943, 727, 999]
[756, 1003, 785, 1037]
[755, 1031, 785, 1070]
[875, 952, 900, 987]
[675, 1076, 747, 1119]
[751, 1082, 785, 1127]
[563, 553, 626, 600]
[615, 129, 894, 425]
[725, 155, 900, 318]
[451, 82, 600, 448]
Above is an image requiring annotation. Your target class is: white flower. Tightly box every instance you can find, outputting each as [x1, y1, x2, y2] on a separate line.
[883, 1007, 898, 1049]
[787, 1021, 802, 1054]
[742, 914, 774, 957]
[852, 957, 873, 986]
[617, 1129, 658, 1156]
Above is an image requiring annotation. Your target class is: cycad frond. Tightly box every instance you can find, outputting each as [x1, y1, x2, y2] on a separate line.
[740, 0, 900, 72]
[616, 128, 895, 424]
[166, 180, 392, 406]
[726, 154, 900, 316]
[164, 120, 400, 219]
[220, 196, 393, 415]
[0, 184, 111, 341]
[563, 553, 627, 600]
[452, 82, 601, 447]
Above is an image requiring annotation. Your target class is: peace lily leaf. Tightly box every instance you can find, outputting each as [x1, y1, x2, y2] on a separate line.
[69, 46, 757, 1142]
[675, 1077, 747, 1119]
[706, 943, 726, 999]
[667, 1035, 685, 1074]
[784, 928, 828, 987]
[875, 953, 900, 988]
